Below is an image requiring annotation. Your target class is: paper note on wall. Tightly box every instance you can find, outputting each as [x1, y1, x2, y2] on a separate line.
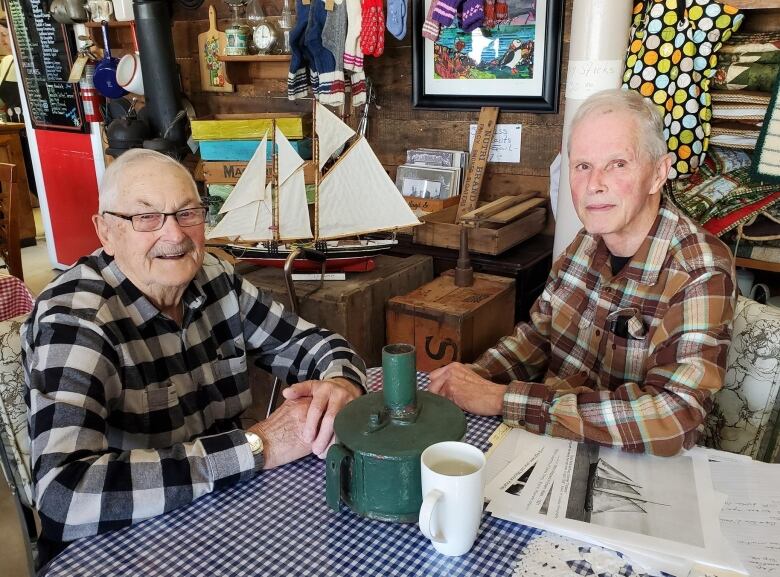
[565, 59, 625, 101]
[469, 124, 521, 163]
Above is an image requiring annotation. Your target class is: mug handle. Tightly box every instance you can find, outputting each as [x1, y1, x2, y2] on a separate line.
[326, 444, 352, 511]
[750, 283, 771, 303]
[419, 489, 446, 543]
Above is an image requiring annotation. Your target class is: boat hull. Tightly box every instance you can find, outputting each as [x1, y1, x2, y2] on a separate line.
[214, 239, 398, 272]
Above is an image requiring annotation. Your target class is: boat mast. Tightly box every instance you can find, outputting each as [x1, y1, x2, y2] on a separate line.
[271, 119, 279, 243]
[313, 98, 320, 241]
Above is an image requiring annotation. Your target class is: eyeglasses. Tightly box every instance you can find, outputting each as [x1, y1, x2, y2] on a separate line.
[103, 207, 208, 232]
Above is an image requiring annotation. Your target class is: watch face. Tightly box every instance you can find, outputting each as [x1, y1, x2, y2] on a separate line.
[253, 24, 276, 51]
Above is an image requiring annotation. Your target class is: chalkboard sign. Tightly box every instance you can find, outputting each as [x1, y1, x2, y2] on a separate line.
[6, 0, 86, 132]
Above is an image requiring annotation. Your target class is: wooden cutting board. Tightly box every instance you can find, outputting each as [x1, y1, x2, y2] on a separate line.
[198, 5, 234, 93]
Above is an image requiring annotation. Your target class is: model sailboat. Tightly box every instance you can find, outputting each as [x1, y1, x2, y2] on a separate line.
[206, 102, 421, 271]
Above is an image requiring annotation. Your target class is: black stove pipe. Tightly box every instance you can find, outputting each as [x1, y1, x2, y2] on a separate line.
[132, 0, 187, 151]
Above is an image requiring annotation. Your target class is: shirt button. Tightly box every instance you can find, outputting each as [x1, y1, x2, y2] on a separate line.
[612, 343, 617, 350]
[595, 329, 601, 336]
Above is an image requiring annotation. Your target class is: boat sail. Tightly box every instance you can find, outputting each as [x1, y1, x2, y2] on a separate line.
[207, 102, 421, 271]
[585, 459, 669, 516]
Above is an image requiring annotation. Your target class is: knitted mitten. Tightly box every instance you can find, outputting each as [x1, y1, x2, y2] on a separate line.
[422, 0, 442, 42]
[287, 0, 313, 100]
[460, 0, 483, 32]
[360, 0, 380, 57]
[386, 0, 407, 41]
[321, 0, 347, 106]
[343, 0, 363, 72]
[431, 0, 459, 27]
[372, 0, 385, 57]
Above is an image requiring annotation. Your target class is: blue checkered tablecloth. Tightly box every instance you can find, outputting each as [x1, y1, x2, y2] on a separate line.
[43, 370, 541, 576]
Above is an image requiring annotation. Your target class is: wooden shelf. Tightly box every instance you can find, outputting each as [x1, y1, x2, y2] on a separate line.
[84, 21, 133, 28]
[216, 54, 291, 82]
[726, 1, 780, 8]
[217, 54, 291, 62]
[735, 257, 780, 273]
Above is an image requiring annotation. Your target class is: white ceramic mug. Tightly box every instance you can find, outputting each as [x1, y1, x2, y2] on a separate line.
[419, 441, 486, 556]
[116, 53, 144, 95]
[736, 268, 755, 298]
[749, 283, 771, 304]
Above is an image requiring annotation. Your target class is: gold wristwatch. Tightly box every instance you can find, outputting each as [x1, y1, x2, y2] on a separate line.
[245, 430, 265, 471]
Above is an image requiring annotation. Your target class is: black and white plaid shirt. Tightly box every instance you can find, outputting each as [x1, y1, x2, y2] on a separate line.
[22, 250, 366, 543]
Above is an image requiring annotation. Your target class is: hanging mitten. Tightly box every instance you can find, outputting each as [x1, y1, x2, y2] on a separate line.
[321, 0, 347, 106]
[431, 0, 460, 27]
[360, 0, 381, 57]
[386, 0, 407, 41]
[288, 0, 314, 100]
[344, 0, 364, 72]
[372, 0, 385, 57]
[460, 0, 483, 32]
[422, 0, 442, 42]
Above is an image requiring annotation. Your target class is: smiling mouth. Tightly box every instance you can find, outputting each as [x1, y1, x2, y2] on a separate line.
[156, 253, 186, 260]
[586, 204, 615, 211]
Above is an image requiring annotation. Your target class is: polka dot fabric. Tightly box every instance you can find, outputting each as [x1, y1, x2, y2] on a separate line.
[622, 0, 743, 179]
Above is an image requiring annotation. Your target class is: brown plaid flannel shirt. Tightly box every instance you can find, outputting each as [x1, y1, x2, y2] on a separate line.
[471, 198, 736, 456]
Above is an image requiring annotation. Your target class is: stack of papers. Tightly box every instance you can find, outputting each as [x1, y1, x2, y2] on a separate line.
[483, 426, 778, 577]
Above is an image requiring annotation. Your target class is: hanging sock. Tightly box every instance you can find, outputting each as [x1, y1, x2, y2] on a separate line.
[305, 0, 341, 102]
[422, 0, 442, 42]
[321, 0, 347, 106]
[460, 0, 483, 33]
[431, 0, 459, 27]
[386, 0, 407, 41]
[350, 70, 366, 107]
[288, 0, 314, 100]
[343, 0, 364, 72]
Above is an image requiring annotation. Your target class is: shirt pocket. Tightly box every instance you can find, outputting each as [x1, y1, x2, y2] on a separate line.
[602, 332, 650, 388]
[214, 354, 247, 380]
[144, 383, 185, 433]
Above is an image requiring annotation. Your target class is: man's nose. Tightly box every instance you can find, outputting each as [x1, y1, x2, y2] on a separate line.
[587, 168, 606, 194]
[158, 213, 187, 239]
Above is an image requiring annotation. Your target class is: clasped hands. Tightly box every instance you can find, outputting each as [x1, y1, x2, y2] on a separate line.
[248, 377, 361, 469]
[428, 362, 505, 416]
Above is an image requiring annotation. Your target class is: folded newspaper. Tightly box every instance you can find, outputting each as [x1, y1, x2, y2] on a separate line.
[484, 426, 747, 577]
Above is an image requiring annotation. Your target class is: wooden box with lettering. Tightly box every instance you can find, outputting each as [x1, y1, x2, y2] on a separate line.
[241, 255, 433, 367]
[386, 270, 516, 372]
[202, 160, 316, 184]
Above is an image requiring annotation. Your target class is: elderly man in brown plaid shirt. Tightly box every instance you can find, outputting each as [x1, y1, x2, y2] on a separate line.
[430, 89, 736, 456]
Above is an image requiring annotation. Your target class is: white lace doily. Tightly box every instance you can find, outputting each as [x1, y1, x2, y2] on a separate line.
[514, 533, 665, 577]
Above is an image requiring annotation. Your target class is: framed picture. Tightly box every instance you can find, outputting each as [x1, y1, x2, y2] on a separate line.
[412, 0, 564, 112]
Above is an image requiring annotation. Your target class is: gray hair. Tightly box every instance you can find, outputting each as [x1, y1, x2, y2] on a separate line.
[98, 149, 197, 213]
[567, 88, 668, 163]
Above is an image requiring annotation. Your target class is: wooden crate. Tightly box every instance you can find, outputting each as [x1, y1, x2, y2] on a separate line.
[386, 270, 516, 372]
[191, 113, 310, 140]
[199, 138, 312, 161]
[403, 195, 460, 214]
[241, 255, 434, 367]
[413, 204, 546, 255]
[202, 160, 317, 184]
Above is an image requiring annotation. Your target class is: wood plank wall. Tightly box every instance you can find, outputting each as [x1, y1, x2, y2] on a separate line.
[170, 0, 575, 202]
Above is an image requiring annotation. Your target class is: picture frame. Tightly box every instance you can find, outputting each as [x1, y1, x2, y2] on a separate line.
[412, 0, 564, 112]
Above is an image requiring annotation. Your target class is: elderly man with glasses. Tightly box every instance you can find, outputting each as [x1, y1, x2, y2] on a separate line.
[22, 149, 366, 559]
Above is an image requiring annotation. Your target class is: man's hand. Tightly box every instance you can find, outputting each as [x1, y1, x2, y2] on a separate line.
[249, 397, 313, 469]
[281, 377, 362, 458]
[428, 362, 505, 416]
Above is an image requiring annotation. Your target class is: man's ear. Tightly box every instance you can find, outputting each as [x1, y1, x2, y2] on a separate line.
[93, 214, 115, 256]
[649, 153, 673, 197]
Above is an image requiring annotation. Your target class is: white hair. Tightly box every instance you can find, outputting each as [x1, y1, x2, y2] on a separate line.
[98, 149, 197, 213]
[567, 88, 668, 163]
